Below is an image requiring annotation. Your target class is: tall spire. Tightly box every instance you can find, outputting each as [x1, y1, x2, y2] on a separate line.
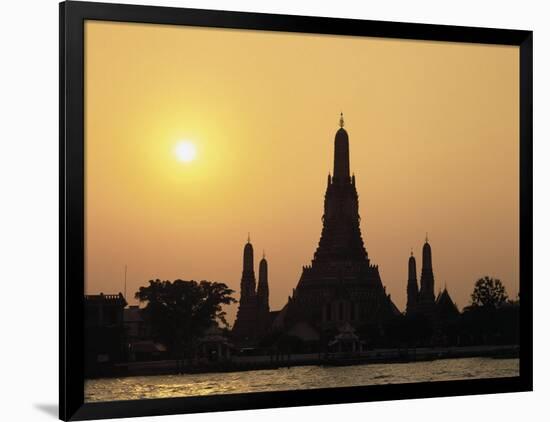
[333, 113, 350, 182]
[408, 252, 417, 281]
[422, 236, 432, 270]
[241, 238, 256, 298]
[233, 238, 259, 341]
[314, 112, 367, 263]
[257, 253, 269, 310]
[419, 236, 435, 304]
[407, 251, 418, 314]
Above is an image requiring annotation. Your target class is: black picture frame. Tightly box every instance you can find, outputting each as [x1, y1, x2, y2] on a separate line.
[60, 1, 533, 420]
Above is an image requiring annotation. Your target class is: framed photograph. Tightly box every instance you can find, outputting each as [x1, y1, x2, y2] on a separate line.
[60, 1, 533, 420]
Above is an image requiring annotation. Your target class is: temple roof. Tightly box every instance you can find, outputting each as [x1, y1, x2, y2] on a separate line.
[272, 303, 289, 330]
[435, 288, 459, 316]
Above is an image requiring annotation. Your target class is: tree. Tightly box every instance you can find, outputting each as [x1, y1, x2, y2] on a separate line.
[470, 276, 508, 308]
[135, 279, 236, 355]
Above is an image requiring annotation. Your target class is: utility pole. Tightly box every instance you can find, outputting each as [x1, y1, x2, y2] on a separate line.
[124, 264, 127, 301]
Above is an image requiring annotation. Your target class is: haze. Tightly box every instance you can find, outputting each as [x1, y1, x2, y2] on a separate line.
[84, 21, 519, 323]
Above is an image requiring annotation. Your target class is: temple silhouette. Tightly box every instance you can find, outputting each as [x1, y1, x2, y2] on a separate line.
[231, 236, 270, 341]
[232, 114, 462, 344]
[406, 241, 460, 320]
[83, 114, 517, 377]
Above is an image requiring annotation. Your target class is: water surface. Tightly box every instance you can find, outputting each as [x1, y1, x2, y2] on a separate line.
[85, 357, 519, 402]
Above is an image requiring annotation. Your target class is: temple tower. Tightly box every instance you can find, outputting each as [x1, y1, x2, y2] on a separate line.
[257, 252, 269, 310]
[280, 114, 398, 331]
[406, 251, 418, 314]
[256, 252, 270, 333]
[232, 236, 259, 341]
[240, 235, 256, 300]
[419, 236, 435, 304]
[333, 113, 350, 183]
[313, 113, 368, 264]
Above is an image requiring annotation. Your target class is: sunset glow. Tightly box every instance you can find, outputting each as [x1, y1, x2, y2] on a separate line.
[84, 21, 519, 325]
[175, 141, 197, 163]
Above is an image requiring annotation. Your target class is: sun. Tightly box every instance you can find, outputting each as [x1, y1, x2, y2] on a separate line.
[175, 141, 197, 163]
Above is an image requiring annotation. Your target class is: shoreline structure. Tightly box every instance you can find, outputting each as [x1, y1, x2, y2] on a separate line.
[98, 344, 518, 379]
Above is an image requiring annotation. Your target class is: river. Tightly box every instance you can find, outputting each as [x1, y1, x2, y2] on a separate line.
[85, 357, 519, 402]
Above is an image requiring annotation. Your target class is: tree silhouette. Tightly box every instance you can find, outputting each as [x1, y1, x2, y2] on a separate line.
[470, 276, 508, 308]
[135, 279, 236, 356]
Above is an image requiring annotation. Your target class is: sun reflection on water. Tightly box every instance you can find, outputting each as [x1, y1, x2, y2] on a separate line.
[85, 357, 519, 403]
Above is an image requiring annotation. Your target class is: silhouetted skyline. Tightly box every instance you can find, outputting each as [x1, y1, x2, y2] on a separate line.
[84, 21, 519, 324]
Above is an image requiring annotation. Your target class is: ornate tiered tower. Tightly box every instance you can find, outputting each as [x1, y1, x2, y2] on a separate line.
[233, 238, 271, 342]
[257, 253, 269, 311]
[256, 252, 271, 332]
[419, 236, 435, 305]
[406, 237, 459, 321]
[232, 236, 259, 341]
[313, 113, 368, 264]
[280, 114, 398, 331]
[406, 251, 418, 315]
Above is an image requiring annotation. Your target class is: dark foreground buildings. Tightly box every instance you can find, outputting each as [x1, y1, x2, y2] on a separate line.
[84, 293, 127, 376]
[82, 116, 515, 369]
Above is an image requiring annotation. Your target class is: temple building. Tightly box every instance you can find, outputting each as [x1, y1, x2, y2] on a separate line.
[406, 251, 418, 315]
[256, 251, 271, 334]
[232, 114, 463, 346]
[406, 237, 459, 320]
[272, 114, 400, 335]
[419, 236, 436, 308]
[232, 236, 270, 342]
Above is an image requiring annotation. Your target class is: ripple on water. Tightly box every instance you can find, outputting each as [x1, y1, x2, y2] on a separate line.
[84, 357, 519, 402]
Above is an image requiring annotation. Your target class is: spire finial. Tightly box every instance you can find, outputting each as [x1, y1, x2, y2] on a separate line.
[339, 112, 344, 128]
[411, 248, 414, 256]
[425, 232, 429, 243]
[263, 250, 266, 259]
[247, 232, 250, 243]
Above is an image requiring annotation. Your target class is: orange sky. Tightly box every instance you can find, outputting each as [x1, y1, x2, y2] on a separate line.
[84, 21, 519, 324]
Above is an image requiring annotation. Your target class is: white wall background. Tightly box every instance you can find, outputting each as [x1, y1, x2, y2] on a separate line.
[0, 0, 548, 420]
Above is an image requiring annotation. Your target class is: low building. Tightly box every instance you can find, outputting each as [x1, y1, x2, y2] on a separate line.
[123, 305, 149, 342]
[197, 325, 234, 362]
[123, 306, 167, 361]
[328, 323, 365, 353]
[84, 293, 127, 376]
[128, 341, 168, 362]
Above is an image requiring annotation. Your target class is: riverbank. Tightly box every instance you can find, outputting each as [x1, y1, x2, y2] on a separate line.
[94, 344, 519, 379]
